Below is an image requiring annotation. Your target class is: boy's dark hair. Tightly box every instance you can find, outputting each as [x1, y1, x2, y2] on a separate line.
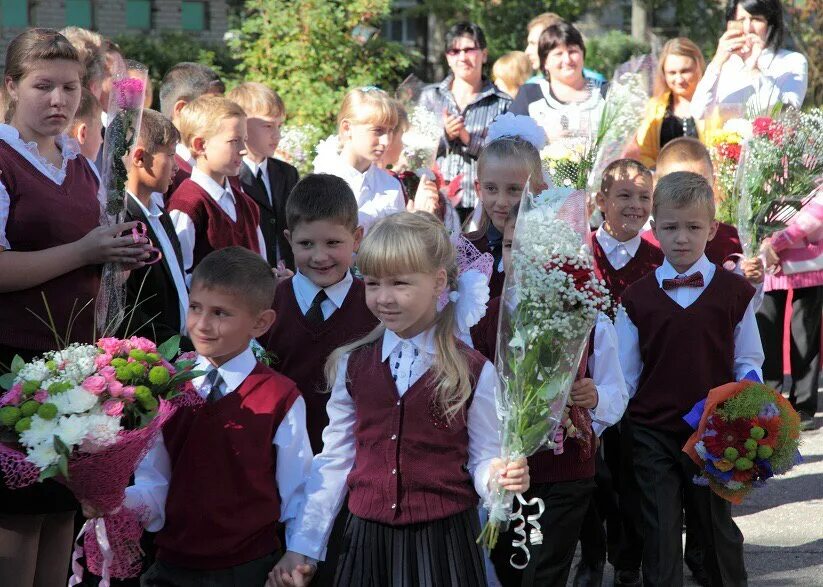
[538, 22, 586, 71]
[191, 247, 275, 312]
[600, 158, 652, 194]
[137, 108, 180, 154]
[72, 87, 102, 127]
[445, 22, 487, 52]
[725, 0, 783, 50]
[286, 174, 359, 231]
[653, 171, 715, 219]
[158, 62, 224, 119]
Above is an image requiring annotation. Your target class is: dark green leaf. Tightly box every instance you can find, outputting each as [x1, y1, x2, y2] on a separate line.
[157, 336, 181, 361]
[53, 436, 71, 458]
[39, 464, 59, 481]
[10, 355, 25, 374]
[57, 454, 69, 479]
[0, 373, 15, 390]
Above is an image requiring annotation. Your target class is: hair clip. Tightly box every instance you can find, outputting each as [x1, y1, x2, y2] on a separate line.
[359, 85, 382, 93]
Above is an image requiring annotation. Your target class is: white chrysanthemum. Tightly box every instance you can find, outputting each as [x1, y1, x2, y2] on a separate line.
[19, 415, 59, 448]
[50, 386, 99, 415]
[312, 134, 341, 171]
[54, 414, 89, 448]
[79, 414, 122, 453]
[17, 360, 50, 384]
[724, 118, 753, 140]
[28, 442, 60, 470]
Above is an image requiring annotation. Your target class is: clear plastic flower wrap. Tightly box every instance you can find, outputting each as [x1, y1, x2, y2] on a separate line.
[395, 74, 444, 182]
[477, 182, 612, 551]
[95, 60, 149, 335]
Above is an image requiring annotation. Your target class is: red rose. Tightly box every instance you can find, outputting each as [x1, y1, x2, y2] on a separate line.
[717, 142, 742, 163]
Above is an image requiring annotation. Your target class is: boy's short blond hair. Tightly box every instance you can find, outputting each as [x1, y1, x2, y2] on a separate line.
[71, 88, 102, 130]
[653, 171, 715, 219]
[226, 82, 285, 119]
[178, 95, 246, 149]
[656, 137, 713, 179]
[492, 51, 532, 91]
[527, 12, 563, 33]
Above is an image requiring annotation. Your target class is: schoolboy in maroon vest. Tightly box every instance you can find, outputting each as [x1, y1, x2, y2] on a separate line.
[616, 172, 763, 587]
[265, 174, 379, 454]
[122, 247, 312, 585]
[168, 95, 267, 281]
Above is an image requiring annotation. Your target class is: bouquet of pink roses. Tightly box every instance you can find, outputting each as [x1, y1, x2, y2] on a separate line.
[0, 335, 201, 583]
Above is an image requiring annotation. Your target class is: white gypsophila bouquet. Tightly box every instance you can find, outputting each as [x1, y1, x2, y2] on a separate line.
[402, 105, 443, 178]
[276, 123, 323, 176]
[478, 187, 611, 557]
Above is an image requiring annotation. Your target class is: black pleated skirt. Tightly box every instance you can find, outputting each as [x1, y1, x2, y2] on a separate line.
[333, 509, 487, 587]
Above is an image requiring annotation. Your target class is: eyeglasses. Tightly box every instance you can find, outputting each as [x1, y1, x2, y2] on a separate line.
[446, 47, 480, 57]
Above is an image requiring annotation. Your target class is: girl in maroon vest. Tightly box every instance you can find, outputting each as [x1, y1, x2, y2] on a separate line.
[271, 212, 529, 586]
[465, 121, 545, 300]
[0, 28, 151, 586]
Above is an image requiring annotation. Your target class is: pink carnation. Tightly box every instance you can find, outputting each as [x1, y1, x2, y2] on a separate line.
[108, 381, 124, 397]
[102, 399, 125, 417]
[0, 384, 22, 407]
[95, 353, 113, 370]
[82, 375, 108, 396]
[128, 336, 157, 354]
[34, 390, 49, 403]
[121, 386, 136, 400]
[99, 366, 117, 382]
[113, 77, 145, 110]
[178, 351, 197, 362]
[98, 337, 127, 357]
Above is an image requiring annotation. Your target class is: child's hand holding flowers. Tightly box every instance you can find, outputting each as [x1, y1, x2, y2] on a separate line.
[489, 457, 530, 495]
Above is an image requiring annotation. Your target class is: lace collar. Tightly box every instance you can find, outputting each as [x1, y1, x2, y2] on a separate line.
[0, 124, 81, 185]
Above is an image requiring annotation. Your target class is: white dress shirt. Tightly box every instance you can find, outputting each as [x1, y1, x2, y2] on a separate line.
[594, 225, 643, 271]
[615, 255, 764, 399]
[588, 314, 629, 436]
[169, 167, 268, 281]
[313, 154, 404, 234]
[242, 156, 272, 205]
[175, 143, 195, 168]
[123, 347, 313, 540]
[85, 155, 101, 184]
[288, 327, 501, 561]
[127, 192, 190, 333]
[0, 125, 83, 250]
[292, 270, 353, 320]
[690, 48, 808, 120]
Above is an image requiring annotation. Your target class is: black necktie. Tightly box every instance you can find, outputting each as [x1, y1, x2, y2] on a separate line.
[255, 167, 271, 206]
[158, 211, 185, 274]
[305, 290, 328, 325]
[204, 368, 224, 404]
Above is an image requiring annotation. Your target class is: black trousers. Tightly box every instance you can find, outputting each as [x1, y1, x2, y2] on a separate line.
[756, 286, 823, 417]
[491, 478, 595, 587]
[140, 552, 279, 587]
[578, 429, 620, 567]
[632, 424, 746, 587]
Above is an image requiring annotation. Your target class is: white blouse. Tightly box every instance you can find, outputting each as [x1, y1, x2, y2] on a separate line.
[524, 79, 605, 143]
[690, 49, 808, 120]
[288, 327, 501, 561]
[0, 125, 84, 250]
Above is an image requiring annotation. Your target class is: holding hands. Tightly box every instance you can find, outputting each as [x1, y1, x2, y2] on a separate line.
[77, 221, 155, 269]
[268, 552, 317, 587]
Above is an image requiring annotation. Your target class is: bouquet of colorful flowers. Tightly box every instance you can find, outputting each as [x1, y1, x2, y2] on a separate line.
[540, 139, 590, 189]
[706, 117, 752, 221]
[731, 108, 823, 256]
[683, 378, 802, 504]
[0, 335, 201, 582]
[477, 185, 611, 555]
[276, 123, 322, 176]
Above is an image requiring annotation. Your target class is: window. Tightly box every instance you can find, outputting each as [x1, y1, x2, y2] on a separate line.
[66, 0, 93, 28]
[1, 0, 30, 28]
[125, 0, 151, 30]
[181, 1, 207, 31]
[381, 0, 419, 46]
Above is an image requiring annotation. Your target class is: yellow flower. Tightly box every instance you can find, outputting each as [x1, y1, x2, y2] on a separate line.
[715, 458, 735, 472]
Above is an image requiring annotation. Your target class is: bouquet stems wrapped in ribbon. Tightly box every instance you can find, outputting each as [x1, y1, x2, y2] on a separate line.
[95, 60, 149, 335]
[733, 107, 823, 256]
[477, 185, 611, 553]
[0, 336, 201, 584]
[683, 375, 802, 504]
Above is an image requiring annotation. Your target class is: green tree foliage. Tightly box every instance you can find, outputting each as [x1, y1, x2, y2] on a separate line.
[231, 0, 417, 139]
[585, 31, 650, 80]
[786, 0, 823, 106]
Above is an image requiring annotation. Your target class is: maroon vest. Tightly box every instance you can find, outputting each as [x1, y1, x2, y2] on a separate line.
[167, 177, 261, 270]
[471, 295, 501, 362]
[592, 234, 663, 303]
[642, 222, 742, 266]
[164, 154, 193, 204]
[345, 337, 486, 525]
[623, 267, 754, 434]
[264, 277, 380, 453]
[156, 363, 299, 569]
[0, 141, 101, 350]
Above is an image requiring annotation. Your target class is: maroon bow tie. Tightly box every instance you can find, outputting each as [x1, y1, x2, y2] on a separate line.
[662, 271, 704, 290]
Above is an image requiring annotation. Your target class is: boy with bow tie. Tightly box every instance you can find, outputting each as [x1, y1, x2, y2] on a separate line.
[615, 171, 763, 587]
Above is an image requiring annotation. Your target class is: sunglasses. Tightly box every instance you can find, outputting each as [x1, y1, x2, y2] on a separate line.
[446, 47, 481, 57]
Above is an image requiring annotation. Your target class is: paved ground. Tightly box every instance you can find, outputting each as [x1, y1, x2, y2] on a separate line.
[587, 411, 823, 586]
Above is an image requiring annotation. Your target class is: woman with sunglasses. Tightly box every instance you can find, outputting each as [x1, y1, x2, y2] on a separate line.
[691, 0, 808, 121]
[510, 21, 606, 144]
[420, 22, 511, 222]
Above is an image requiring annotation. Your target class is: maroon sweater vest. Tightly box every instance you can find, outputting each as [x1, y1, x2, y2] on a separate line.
[345, 338, 486, 525]
[623, 268, 754, 435]
[642, 222, 743, 266]
[164, 154, 193, 204]
[471, 295, 501, 362]
[466, 229, 505, 300]
[167, 177, 261, 270]
[264, 277, 379, 453]
[156, 363, 300, 570]
[592, 234, 663, 303]
[0, 141, 100, 350]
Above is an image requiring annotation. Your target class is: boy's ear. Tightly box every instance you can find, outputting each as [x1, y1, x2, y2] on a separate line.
[594, 191, 606, 212]
[283, 229, 291, 245]
[707, 219, 719, 242]
[251, 308, 277, 338]
[75, 122, 88, 145]
[352, 226, 365, 252]
[173, 99, 188, 120]
[650, 218, 657, 237]
[191, 136, 207, 157]
[131, 145, 147, 168]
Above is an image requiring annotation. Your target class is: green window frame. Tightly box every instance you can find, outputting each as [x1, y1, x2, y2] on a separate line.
[65, 0, 93, 28]
[181, 1, 207, 31]
[0, 0, 30, 28]
[125, 0, 151, 30]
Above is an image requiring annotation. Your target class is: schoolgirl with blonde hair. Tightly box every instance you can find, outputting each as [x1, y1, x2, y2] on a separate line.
[270, 212, 529, 587]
